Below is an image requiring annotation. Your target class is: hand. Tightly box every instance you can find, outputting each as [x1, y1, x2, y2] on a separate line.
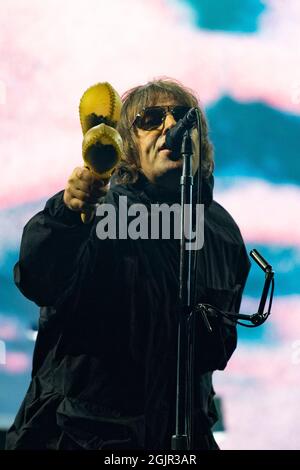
[63, 166, 109, 213]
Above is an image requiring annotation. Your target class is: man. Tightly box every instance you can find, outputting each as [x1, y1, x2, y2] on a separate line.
[6, 79, 250, 450]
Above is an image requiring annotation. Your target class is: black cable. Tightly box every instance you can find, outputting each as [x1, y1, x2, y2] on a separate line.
[191, 108, 203, 307]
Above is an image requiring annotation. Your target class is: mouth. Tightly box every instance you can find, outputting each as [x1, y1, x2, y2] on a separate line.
[159, 144, 181, 161]
[158, 142, 168, 152]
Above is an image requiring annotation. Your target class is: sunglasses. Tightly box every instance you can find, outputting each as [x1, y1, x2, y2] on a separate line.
[132, 105, 191, 131]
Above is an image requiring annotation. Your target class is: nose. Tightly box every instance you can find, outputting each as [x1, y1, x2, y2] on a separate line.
[162, 112, 176, 134]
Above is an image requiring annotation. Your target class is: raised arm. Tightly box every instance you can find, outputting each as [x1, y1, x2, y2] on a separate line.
[14, 167, 109, 307]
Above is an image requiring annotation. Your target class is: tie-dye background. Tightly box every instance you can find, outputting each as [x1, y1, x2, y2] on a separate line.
[0, 0, 299, 450]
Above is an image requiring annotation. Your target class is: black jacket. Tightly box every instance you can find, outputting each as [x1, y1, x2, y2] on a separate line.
[6, 175, 250, 450]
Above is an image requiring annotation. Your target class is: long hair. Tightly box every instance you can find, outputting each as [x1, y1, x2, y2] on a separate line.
[115, 78, 214, 184]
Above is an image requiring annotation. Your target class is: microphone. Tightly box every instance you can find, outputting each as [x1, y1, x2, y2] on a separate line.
[165, 107, 197, 151]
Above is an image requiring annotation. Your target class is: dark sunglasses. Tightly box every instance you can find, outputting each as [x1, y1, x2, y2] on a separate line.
[132, 105, 191, 131]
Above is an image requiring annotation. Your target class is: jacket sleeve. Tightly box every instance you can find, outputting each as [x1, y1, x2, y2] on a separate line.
[14, 190, 94, 308]
[196, 242, 251, 373]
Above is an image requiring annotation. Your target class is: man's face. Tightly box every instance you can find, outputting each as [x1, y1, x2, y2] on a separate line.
[135, 97, 199, 190]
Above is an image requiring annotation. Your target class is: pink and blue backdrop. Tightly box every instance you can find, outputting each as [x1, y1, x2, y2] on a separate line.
[0, 0, 299, 449]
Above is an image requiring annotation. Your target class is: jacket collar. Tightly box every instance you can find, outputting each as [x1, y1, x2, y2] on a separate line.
[128, 171, 214, 207]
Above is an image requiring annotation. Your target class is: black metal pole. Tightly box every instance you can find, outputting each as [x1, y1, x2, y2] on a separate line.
[172, 130, 194, 450]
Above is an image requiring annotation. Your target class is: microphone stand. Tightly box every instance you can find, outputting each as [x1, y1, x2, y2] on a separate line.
[171, 128, 276, 450]
[172, 130, 194, 450]
[201, 249, 275, 327]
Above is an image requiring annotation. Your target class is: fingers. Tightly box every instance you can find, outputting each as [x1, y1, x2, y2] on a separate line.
[63, 166, 110, 212]
[67, 198, 96, 213]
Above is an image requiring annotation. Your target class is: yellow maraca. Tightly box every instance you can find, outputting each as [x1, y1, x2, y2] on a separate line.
[79, 82, 123, 223]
